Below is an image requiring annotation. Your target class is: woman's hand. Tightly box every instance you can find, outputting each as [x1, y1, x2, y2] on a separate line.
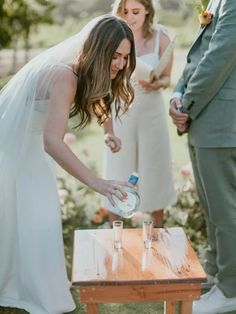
[92, 178, 134, 206]
[104, 133, 121, 153]
[139, 78, 162, 91]
[139, 75, 170, 92]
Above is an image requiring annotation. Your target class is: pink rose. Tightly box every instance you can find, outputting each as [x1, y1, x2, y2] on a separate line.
[180, 163, 193, 177]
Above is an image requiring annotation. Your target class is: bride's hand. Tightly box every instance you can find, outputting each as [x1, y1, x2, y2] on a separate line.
[104, 133, 122, 153]
[92, 178, 133, 206]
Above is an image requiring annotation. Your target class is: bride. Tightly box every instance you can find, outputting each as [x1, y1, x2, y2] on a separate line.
[0, 15, 135, 314]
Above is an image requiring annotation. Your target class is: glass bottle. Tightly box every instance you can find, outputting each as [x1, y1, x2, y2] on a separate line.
[106, 172, 140, 218]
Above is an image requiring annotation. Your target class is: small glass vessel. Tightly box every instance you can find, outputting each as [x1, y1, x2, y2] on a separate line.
[107, 172, 140, 218]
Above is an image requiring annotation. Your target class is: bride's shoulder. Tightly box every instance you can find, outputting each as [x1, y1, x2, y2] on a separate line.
[50, 64, 77, 95]
[52, 63, 77, 81]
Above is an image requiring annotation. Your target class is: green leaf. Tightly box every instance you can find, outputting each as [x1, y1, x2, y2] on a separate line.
[195, 0, 209, 13]
[202, 0, 210, 10]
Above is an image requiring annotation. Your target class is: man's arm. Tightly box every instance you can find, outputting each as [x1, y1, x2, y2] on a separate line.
[169, 73, 190, 133]
[169, 97, 190, 134]
[182, 0, 236, 120]
[173, 75, 185, 96]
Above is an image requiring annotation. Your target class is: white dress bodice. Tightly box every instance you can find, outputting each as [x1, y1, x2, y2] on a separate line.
[133, 26, 162, 93]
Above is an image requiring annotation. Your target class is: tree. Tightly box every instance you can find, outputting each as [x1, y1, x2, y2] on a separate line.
[19, 0, 56, 62]
[0, 0, 11, 49]
[1, 0, 56, 71]
[158, 0, 194, 20]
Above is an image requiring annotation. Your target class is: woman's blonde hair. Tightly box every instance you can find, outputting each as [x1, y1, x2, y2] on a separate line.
[70, 15, 136, 128]
[112, 0, 156, 40]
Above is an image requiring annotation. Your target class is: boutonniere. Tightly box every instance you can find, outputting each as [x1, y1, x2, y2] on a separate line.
[195, 0, 212, 28]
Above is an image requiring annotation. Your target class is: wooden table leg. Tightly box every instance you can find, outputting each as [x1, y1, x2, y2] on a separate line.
[164, 301, 177, 314]
[86, 303, 99, 314]
[179, 301, 192, 314]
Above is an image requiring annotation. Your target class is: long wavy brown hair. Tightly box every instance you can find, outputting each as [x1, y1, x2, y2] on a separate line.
[112, 0, 155, 40]
[70, 15, 136, 128]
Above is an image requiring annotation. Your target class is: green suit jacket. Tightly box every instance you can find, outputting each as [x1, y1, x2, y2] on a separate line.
[174, 0, 236, 147]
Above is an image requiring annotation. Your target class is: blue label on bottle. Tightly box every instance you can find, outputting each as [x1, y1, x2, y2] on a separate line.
[128, 173, 139, 186]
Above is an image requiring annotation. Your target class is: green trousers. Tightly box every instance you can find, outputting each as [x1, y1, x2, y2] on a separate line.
[189, 144, 236, 297]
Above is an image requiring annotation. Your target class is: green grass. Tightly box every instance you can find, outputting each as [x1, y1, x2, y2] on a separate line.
[0, 301, 164, 314]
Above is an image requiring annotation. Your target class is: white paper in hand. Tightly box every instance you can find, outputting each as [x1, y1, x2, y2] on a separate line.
[133, 58, 154, 81]
[132, 36, 176, 82]
[152, 36, 176, 79]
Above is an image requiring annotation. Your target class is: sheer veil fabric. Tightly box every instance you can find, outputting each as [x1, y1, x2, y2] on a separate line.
[0, 14, 104, 178]
[0, 14, 106, 314]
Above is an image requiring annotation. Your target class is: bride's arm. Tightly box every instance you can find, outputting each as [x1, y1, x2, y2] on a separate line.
[43, 69, 129, 204]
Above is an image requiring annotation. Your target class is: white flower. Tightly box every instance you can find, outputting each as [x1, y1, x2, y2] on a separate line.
[63, 132, 76, 144]
[183, 180, 194, 192]
[174, 182, 181, 193]
[58, 189, 69, 201]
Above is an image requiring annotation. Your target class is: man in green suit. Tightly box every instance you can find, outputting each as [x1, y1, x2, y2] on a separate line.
[170, 0, 236, 313]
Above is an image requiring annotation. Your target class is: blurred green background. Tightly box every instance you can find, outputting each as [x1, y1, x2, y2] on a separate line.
[0, 0, 199, 78]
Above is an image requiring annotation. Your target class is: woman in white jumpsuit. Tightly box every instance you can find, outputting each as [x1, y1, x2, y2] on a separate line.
[103, 0, 176, 227]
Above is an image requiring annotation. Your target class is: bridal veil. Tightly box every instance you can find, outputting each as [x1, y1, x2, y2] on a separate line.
[0, 15, 105, 179]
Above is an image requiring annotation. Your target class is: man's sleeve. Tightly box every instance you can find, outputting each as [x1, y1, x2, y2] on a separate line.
[173, 75, 185, 97]
[182, 0, 236, 120]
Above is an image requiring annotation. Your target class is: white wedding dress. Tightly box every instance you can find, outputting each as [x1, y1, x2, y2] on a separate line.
[0, 98, 75, 313]
[0, 15, 107, 314]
